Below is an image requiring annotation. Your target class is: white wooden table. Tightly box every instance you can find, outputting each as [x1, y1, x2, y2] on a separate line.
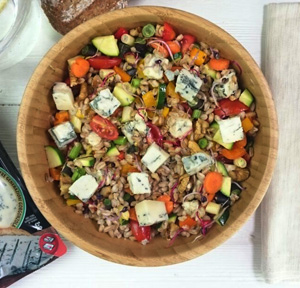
[0, 1, 298, 287]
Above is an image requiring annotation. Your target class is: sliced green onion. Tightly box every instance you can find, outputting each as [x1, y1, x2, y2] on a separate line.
[198, 138, 208, 149]
[113, 136, 128, 145]
[71, 167, 86, 182]
[142, 24, 155, 38]
[103, 198, 111, 207]
[121, 34, 135, 46]
[135, 37, 146, 44]
[173, 52, 182, 62]
[131, 78, 141, 88]
[233, 157, 247, 168]
[192, 109, 202, 119]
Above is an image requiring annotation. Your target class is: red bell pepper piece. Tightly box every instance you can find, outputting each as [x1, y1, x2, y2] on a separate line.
[214, 99, 249, 118]
[181, 34, 196, 54]
[87, 56, 122, 70]
[114, 27, 128, 39]
[162, 22, 176, 41]
[130, 220, 151, 243]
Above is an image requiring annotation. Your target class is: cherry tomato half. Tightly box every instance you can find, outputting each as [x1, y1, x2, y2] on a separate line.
[214, 99, 249, 118]
[87, 56, 122, 70]
[162, 22, 176, 41]
[114, 27, 128, 40]
[181, 34, 196, 54]
[90, 115, 119, 140]
[130, 220, 151, 243]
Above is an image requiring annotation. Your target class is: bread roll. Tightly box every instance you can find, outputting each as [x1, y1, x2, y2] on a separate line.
[41, 0, 128, 35]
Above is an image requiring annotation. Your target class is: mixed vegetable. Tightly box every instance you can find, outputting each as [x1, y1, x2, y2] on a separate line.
[45, 22, 259, 245]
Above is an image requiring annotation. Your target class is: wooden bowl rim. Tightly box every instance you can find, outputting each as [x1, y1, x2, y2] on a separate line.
[17, 6, 278, 266]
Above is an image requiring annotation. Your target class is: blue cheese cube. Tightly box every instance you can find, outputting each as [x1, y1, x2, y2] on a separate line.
[141, 143, 170, 173]
[52, 82, 74, 111]
[182, 200, 199, 217]
[89, 88, 120, 118]
[69, 174, 98, 202]
[127, 172, 151, 194]
[175, 69, 203, 102]
[48, 121, 77, 149]
[135, 200, 168, 226]
[218, 116, 244, 143]
[143, 54, 169, 80]
[182, 152, 214, 175]
[169, 117, 192, 138]
[164, 70, 175, 81]
[122, 119, 148, 144]
[86, 131, 101, 146]
[213, 70, 238, 98]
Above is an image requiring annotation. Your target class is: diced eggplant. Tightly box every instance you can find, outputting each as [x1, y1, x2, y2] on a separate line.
[214, 191, 230, 205]
[134, 43, 148, 57]
[118, 42, 131, 57]
[126, 68, 137, 77]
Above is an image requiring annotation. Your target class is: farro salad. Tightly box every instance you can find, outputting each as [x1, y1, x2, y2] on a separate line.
[45, 23, 259, 245]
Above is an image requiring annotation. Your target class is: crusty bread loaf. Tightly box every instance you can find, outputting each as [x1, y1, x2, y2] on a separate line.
[0, 227, 31, 236]
[41, 0, 128, 35]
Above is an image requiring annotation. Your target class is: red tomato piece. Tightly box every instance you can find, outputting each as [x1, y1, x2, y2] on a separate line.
[181, 34, 196, 54]
[214, 99, 249, 118]
[114, 27, 128, 39]
[90, 115, 119, 140]
[87, 56, 122, 70]
[162, 22, 176, 41]
[130, 220, 151, 243]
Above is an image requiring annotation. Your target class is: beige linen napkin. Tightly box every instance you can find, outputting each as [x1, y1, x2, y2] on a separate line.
[261, 3, 300, 284]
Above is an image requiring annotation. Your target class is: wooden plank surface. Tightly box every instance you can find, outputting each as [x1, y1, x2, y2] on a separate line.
[0, 0, 297, 287]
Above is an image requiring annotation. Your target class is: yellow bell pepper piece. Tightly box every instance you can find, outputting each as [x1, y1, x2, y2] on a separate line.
[142, 90, 157, 108]
[75, 109, 85, 119]
[166, 82, 180, 99]
[66, 199, 81, 206]
[190, 48, 207, 66]
[242, 117, 254, 133]
[162, 107, 169, 118]
[137, 59, 146, 79]
[121, 211, 130, 221]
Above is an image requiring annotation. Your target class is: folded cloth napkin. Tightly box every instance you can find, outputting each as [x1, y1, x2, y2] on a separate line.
[261, 3, 300, 284]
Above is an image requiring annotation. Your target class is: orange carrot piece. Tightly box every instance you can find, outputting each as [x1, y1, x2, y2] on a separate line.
[49, 168, 61, 181]
[166, 41, 181, 54]
[203, 172, 223, 194]
[70, 58, 90, 78]
[207, 193, 216, 202]
[190, 47, 207, 66]
[129, 208, 138, 221]
[150, 43, 169, 58]
[157, 195, 174, 214]
[208, 58, 230, 71]
[53, 111, 69, 126]
[234, 134, 247, 148]
[179, 216, 197, 228]
[221, 147, 246, 160]
[113, 66, 131, 82]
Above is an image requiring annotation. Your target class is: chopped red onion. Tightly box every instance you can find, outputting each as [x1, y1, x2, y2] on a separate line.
[231, 60, 243, 75]
[147, 39, 174, 60]
[169, 182, 179, 203]
[168, 228, 184, 247]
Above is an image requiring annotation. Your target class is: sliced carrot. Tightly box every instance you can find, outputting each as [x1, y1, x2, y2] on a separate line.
[121, 164, 139, 175]
[179, 216, 197, 228]
[234, 134, 247, 148]
[49, 168, 61, 181]
[242, 117, 254, 133]
[203, 172, 223, 194]
[166, 41, 181, 54]
[129, 208, 138, 221]
[70, 57, 90, 78]
[157, 195, 174, 214]
[190, 48, 207, 66]
[221, 147, 246, 160]
[170, 66, 183, 72]
[53, 111, 69, 126]
[208, 58, 230, 71]
[113, 66, 131, 82]
[150, 43, 169, 58]
[207, 193, 216, 202]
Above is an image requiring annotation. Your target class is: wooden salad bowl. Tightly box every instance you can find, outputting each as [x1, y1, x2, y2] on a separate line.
[17, 6, 278, 266]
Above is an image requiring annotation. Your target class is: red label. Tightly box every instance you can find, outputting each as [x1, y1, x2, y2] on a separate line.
[39, 233, 67, 257]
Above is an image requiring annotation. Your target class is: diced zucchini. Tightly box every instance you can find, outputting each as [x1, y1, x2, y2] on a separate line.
[217, 208, 230, 226]
[76, 156, 95, 167]
[92, 35, 119, 57]
[157, 83, 166, 109]
[216, 161, 228, 176]
[121, 106, 133, 122]
[202, 64, 217, 80]
[44, 146, 65, 168]
[68, 142, 82, 160]
[206, 202, 221, 215]
[61, 163, 73, 177]
[70, 115, 82, 133]
[231, 182, 242, 196]
[210, 121, 219, 134]
[71, 167, 86, 182]
[113, 136, 128, 145]
[113, 85, 135, 106]
[168, 213, 177, 223]
[220, 176, 231, 197]
[213, 130, 234, 150]
[106, 146, 120, 157]
[239, 89, 254, 107]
